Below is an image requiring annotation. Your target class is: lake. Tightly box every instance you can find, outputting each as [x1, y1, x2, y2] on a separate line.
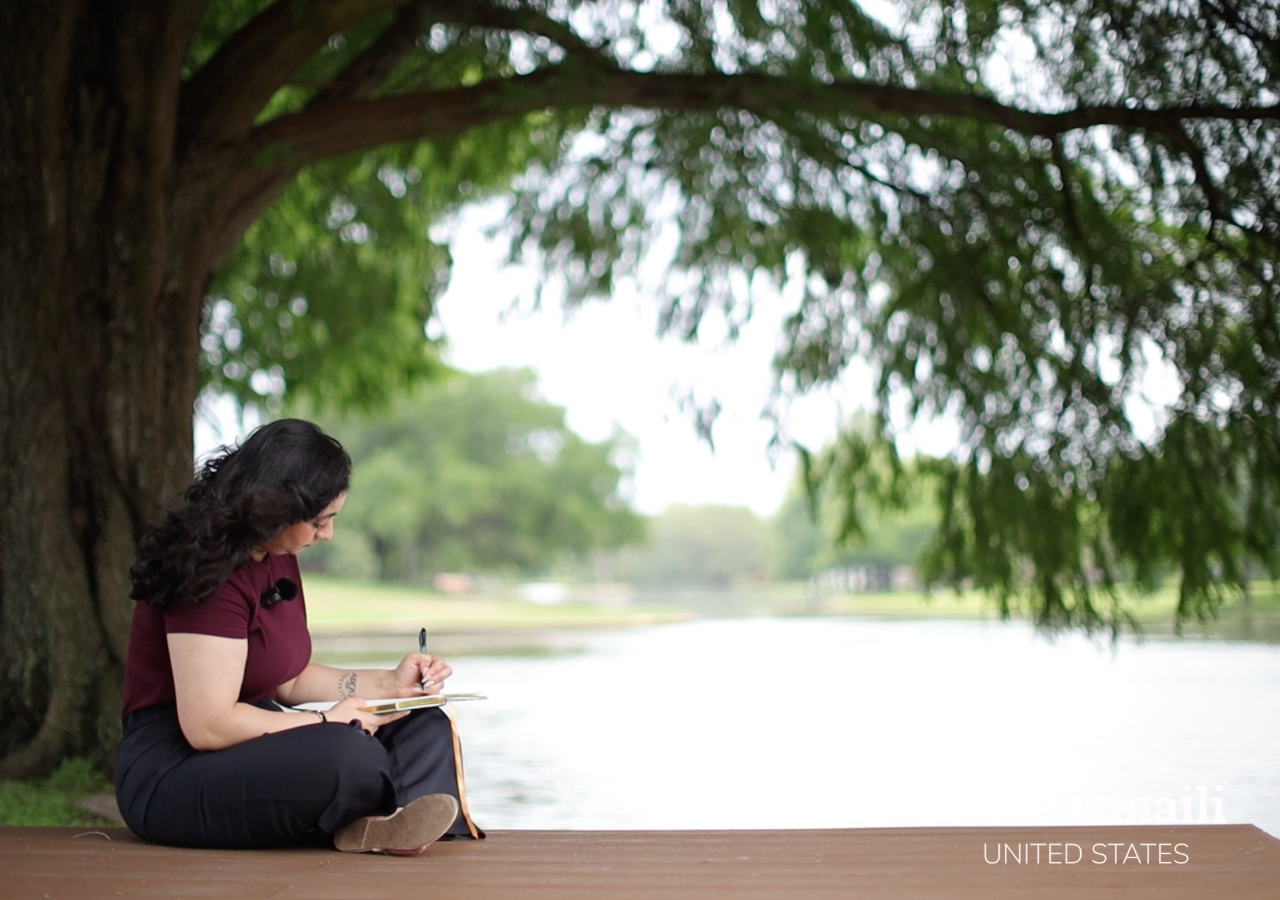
[336, 617, 1280, 837]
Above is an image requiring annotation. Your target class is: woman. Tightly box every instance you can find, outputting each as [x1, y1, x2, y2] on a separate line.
[115, 418, 482, 853]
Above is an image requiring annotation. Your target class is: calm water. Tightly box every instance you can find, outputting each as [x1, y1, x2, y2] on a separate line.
[389, 618, 1280, 835]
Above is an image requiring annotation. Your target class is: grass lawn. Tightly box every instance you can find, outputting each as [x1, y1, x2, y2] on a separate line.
[0, 759, 117, 827]
[302, 574, 1280, 641]
[304, 576, 692, 633]
[823, 588, 992, 617]
[828, 580, 1280, 641]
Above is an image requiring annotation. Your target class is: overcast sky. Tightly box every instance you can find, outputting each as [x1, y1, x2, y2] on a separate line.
[430, 210, 877, 517]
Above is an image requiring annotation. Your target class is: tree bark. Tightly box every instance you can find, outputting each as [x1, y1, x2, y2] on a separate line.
[0, 2, 208, 777]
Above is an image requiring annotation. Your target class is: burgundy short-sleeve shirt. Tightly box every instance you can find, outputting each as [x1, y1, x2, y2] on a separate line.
[121, 554, 312, 719]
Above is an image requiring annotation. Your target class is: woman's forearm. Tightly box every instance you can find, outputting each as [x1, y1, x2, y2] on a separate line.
[275, 663, 397, 706]
[177, 699, 320, 751]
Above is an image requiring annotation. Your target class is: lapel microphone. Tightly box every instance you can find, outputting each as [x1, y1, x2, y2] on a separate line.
[260, 577, 298, 609]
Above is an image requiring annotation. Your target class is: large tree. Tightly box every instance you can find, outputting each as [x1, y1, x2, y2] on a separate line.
[1, 0, 1276, 776]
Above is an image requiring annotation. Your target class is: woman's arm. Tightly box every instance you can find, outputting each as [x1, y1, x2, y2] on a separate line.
[275, 654, 453, 707]
[167, 633, 403, 750]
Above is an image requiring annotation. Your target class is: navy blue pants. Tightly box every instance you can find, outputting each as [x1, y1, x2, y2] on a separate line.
[115, 702, 478, 849]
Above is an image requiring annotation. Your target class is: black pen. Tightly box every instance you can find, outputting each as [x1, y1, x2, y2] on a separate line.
[418, 627, 430, 690]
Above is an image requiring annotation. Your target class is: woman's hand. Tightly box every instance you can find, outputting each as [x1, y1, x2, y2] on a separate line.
[392, 653, 452, 697]
[325, 697, 408, 734]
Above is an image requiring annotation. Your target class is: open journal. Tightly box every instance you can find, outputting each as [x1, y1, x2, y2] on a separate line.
[358, 693, 487, 714]
[288, 693, 487, 715]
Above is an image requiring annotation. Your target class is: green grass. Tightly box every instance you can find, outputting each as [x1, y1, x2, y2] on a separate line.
[1240, 582, 1280, 609]
[304, 575, 690, 633]
[0, 758, 116, 827]
[301, 574, 1280, 648]
[789, 579, 1280, 642]
[842, 581, 1280, 642]
[823, 588, 992, 617]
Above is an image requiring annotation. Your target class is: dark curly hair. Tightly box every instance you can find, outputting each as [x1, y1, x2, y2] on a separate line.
[129, 418, 352, 611]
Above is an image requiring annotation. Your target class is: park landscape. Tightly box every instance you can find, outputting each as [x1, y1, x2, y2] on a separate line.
[1, 0, 1279, 895]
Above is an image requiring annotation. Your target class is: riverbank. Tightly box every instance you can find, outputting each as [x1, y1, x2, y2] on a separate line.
[305, 575, 1280, 649]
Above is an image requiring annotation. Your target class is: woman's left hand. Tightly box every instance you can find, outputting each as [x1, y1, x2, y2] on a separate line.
[393, 653, 452, 696]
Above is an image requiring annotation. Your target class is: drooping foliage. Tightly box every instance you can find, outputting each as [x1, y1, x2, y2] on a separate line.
[200, 0, 1279, 635]
[506, 0, 1280, 632]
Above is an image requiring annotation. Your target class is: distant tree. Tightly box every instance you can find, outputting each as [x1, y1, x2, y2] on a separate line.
[771, 486, 833, 582]
[773, 444, 937, 580]
[318, 368, 643, 581]
[620, 505, 771, 586]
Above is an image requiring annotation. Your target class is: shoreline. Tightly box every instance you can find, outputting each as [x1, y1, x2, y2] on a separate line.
[303, 575, 1280, 652]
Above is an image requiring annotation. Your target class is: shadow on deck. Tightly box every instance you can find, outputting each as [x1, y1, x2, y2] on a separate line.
[5, 824, 1277, 899]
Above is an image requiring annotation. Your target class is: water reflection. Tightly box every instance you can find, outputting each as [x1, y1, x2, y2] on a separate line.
[321, 618, 1280, 835]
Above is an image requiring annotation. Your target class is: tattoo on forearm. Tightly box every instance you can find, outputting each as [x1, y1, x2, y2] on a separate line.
[339, 672, 357, 699]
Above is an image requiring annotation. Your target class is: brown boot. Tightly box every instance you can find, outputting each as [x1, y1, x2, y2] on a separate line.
[333, 794, 460, 856]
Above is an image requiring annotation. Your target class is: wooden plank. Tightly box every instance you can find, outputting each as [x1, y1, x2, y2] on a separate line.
[2, 824, 1276, 900]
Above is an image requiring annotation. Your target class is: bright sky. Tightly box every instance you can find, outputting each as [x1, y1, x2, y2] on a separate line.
[431, 213, 865, 517]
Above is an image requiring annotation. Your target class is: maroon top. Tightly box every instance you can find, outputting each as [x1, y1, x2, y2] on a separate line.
[121, 553, 312, 719]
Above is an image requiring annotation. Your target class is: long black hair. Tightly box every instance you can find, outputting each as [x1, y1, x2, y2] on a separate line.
[129, 418, 351, 611]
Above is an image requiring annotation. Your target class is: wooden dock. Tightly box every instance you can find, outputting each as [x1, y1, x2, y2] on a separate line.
[3, 824, 1277, 899]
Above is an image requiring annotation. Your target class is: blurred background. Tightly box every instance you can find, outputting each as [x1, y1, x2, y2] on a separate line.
[198, 247, 1280, 837]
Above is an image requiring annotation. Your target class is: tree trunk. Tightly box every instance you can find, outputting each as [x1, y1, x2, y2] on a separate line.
[0, 3, 207, 777]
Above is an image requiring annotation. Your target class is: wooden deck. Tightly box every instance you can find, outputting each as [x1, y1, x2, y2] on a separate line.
[4, 824, 1277, 899]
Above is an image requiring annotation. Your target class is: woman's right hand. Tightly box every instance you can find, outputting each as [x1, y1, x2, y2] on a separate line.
[325, 697, 409, 734]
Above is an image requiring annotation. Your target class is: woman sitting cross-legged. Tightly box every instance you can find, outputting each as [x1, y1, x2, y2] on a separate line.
[115, 418, 482, 853]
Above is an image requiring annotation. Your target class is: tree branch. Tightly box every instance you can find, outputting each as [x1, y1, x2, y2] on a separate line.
[310, 0, 433, 106]
[245, 73, 555, 165]
[301, 0, 607, 115]
[245, 67, 1280, 166]
[1200, 0, 1280, 67]
[1171, 125, 1241, 236]
[418, 0, 600, 59]
[209, 65, 1279, 274]
[1050, 136, 1087, 250]
[179, 0, 413, 146]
